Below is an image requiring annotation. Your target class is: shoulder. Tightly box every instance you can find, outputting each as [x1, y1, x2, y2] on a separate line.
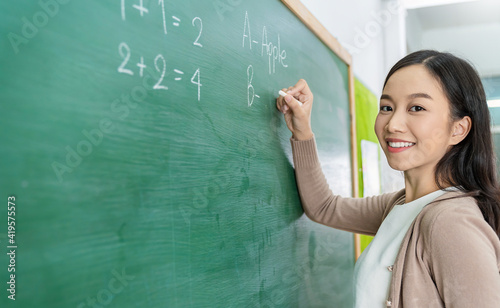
[421, 190, 481, 226]
[416, 191, 500, 307]
[419, 190, 499, 252]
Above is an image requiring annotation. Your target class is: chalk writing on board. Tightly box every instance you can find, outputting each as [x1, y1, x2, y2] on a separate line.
[242, 11, 288, 75]
[159, 0, 167, 34]
[121, 0, 204, 46]
[174, 69, 183, 80]
[121, 0, 150, 21]
[191, 68, 202, 101]
[153, 54, 169, 91]
[117, 42, 133, 76]
[242, 11, 288, 108]
[116, 43, 202, 101]
[117, 4, 203, 101]
[247, 65, 256, 107]
[172, 16, 180, 27]
[132, 0, 149, 17]
[192, 17, 203, 47]
[137, 56, 146, 77]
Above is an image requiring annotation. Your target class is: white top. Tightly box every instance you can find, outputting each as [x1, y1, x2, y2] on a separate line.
[353, 189, 452, 308]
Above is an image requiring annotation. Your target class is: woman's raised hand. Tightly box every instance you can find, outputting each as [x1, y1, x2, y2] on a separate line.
[276, 79, 314, 141]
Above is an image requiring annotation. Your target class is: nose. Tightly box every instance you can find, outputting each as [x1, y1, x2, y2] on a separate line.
[386, 111, 407, 133]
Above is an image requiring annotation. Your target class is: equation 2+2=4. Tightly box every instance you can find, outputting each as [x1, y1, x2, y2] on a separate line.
[118, 1, 204, 101]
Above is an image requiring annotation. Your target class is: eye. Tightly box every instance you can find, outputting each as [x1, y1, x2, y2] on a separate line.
[409, 105, 425, 112]
[380, 106, 393, 112]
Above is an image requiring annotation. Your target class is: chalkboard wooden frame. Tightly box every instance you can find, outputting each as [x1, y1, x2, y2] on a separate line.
[280, 0, 361, 259]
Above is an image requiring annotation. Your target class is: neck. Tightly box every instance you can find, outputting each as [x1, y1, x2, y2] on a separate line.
[404, 168, 441, 203]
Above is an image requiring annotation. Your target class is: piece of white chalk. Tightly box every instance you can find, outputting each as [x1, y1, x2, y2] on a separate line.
[279, 90, 303, 106]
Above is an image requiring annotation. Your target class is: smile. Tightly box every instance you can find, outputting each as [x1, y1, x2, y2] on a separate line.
[388, 142, 415, 148]
[386, 141, 416, 153]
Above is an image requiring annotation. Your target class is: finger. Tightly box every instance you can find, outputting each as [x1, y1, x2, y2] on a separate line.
[277, 96, 289, 114]
[292, 81, 313, 106]
[283, 94, 302, 113]
[282, 86, 303, 104]
[297, 93, 309, 105]
[287, 82, 312, 106]
[287, 79, 310, 96]
[278, 88, 293, 114]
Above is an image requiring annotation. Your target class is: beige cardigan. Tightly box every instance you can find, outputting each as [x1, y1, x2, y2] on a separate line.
[291, 137, 500, 308]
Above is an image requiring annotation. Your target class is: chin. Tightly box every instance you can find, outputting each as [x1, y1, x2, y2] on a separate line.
[382, 151, 406, 171]
[387, 160, 410, 172]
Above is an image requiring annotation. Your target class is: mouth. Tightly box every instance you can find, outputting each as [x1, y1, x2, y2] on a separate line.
[386, 139, 416, 153]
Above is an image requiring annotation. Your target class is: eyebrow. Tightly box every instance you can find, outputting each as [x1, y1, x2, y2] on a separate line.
[380, 93, 433, 101]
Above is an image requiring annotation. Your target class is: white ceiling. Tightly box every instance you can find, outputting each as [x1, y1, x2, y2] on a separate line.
[408, 0, 500, 30]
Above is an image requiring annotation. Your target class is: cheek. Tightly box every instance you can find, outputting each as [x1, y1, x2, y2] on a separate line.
[410, 118, 452, 158]
[412, 116, 451, 144]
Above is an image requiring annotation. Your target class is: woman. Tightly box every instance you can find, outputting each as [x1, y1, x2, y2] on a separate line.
[276, 50, 500, 307]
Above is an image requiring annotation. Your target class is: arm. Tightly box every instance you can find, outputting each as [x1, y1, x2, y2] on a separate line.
[277, 79, 402, 235]
[422, 203, 500, 307]
[291, 136, 402, 235]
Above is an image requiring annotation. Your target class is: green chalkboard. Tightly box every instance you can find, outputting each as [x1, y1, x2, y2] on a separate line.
[0, 0, 354, 307]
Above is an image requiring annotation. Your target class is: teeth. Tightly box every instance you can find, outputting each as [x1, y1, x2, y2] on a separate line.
[388, 142, 415, 148]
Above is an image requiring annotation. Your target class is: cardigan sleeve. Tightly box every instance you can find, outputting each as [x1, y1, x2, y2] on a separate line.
[422, 202, 500, 307]
[290, 136, 404, 236]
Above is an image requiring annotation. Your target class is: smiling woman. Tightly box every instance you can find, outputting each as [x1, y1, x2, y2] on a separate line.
[276, 50, 500, 307]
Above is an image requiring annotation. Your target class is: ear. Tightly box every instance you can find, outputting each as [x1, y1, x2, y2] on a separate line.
[450, 116, 471, 145]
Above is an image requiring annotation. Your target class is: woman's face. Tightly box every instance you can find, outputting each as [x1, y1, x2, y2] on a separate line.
[375, 64, 456, 175]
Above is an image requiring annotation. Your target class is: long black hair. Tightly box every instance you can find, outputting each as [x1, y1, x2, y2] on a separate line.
[384, 50, 500, 238]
